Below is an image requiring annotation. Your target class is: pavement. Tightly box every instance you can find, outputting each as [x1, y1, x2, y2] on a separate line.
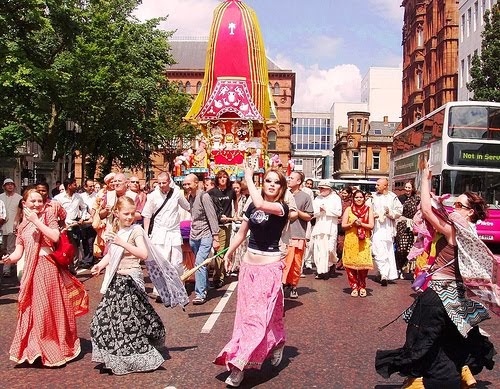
[1, 265, 499, 389]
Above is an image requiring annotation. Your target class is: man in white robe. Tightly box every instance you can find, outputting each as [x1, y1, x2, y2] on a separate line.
[311, 181, 342, 279]
[143, 173, 190, 300]
[371, 178, 403, 285]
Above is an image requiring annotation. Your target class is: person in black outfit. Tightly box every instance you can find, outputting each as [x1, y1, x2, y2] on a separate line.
[208, 170, 237, 288]
[395, 181, 419, 278]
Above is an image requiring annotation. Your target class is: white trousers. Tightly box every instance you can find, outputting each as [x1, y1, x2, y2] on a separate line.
[313, 233, 337, 274]
[371, 239, 398, 280]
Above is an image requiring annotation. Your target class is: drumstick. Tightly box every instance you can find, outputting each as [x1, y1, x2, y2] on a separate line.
[181, 248, 228, 281]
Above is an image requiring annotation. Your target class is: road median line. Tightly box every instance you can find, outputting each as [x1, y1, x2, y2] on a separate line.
[201, 281, 238, 334]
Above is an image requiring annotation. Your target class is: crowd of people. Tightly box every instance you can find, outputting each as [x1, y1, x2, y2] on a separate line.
[0, 166, 497, 387]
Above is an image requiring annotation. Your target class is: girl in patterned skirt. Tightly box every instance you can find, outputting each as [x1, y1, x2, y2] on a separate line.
[90, 196, 166, 375]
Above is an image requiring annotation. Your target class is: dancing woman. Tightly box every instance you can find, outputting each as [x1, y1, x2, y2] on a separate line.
[90, 196, 188, 375]
[3, 189, 87, 366]
[214, 167, 289, 387]
[375, 164, 497, 388]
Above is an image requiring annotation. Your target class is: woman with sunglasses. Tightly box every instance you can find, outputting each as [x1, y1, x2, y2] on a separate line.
[341, 190, 374, 297]
[376, 164, 496, 389]
[214, 166, 289, 387]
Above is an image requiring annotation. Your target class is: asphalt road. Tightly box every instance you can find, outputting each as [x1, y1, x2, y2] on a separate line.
[1, 264, 499, 389]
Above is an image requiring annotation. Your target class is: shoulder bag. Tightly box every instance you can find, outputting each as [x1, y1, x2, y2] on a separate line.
[148, 189, 173, 235]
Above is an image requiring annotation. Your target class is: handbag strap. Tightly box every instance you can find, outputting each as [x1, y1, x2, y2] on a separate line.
[151, 188, 174, 221]
[428, 258, 455, 277]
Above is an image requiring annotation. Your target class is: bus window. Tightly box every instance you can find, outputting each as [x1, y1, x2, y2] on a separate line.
[449, 106, 488, 138]
[441, 170, 500, 208]
[449, 105, 500, 139]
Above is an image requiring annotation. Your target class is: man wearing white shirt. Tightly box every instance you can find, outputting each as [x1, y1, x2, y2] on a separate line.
[371, 178, 403, 286]
[143, 172, 189, 281]
[53, 178, 87, 226]
[311, 180, 342, 279]
[53, 177, 87, 269]
[0, 178, 22, 277]
[0, 197, 6, 275]
[79, 179, 97, 268]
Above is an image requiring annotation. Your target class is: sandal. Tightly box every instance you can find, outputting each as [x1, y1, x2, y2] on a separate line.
[359, 288, 367, 297]
[350, 289, 358, 297]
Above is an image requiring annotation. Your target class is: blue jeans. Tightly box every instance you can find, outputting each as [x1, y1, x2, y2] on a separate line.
[189, 236, 213, 299]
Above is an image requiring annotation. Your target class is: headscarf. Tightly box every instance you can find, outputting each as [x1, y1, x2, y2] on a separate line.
[351, 202, 369, 239]
[450, 211, 500, 316]
[100, 225, 189, 309]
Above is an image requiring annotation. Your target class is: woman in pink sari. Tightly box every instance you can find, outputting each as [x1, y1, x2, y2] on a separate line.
[2, 189, 86, 366]
[214, 167, 289, 387]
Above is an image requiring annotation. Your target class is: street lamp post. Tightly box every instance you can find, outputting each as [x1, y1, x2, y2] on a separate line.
[364, 127, 369, 179]
[66, 120, 82, 179]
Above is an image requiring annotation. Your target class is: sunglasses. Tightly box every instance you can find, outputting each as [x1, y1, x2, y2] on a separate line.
[264, 179, 281, 185]
[130, 181, 139, 184]
[454, 201, 471, 210]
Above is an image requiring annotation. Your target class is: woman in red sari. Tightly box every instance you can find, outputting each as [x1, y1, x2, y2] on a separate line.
[2, 189, 85, 366]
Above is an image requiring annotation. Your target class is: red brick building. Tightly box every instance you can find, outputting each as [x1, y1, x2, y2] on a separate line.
[401, 0, 459, 128]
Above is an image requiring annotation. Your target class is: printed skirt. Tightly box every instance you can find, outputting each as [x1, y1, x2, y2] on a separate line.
[375, 287, 495, 386]
[90, 274, 166, 375]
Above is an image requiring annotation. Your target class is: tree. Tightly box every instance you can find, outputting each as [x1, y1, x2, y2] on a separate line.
[0, 0, 80, 156]
[0, 0, 197, 177]
[467, 3, 500, 102]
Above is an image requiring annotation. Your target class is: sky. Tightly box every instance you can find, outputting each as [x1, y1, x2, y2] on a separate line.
[134, 0, 404, 112]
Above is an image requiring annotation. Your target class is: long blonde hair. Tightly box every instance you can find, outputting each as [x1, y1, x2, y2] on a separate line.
[112, 196, 136, 232]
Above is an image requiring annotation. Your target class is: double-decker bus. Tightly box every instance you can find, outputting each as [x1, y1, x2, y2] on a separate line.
[391, 101, 500, 244]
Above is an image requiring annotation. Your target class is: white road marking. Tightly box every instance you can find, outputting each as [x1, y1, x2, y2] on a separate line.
[201, 281, 238, 334]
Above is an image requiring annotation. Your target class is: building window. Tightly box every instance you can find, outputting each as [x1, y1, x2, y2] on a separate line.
[273, 82, 280, 95]
[185, 81, 191, 94]
[178, 82, 184, 92]
[461, 14, 466, 41]
[460, 59, 465, 88]
[467, 8, 472, 37]
[417, 26, 424, 46]
[467, 54, 472, 82]
[353, 151, 359, 170]
[372, 151, 380, 170]
[474, 1, 478, 31]
[416, 70, 423, 89]
[349, 119, 354, 133]
[268, 130, 277, 150]
[356, 119, 362, 133]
